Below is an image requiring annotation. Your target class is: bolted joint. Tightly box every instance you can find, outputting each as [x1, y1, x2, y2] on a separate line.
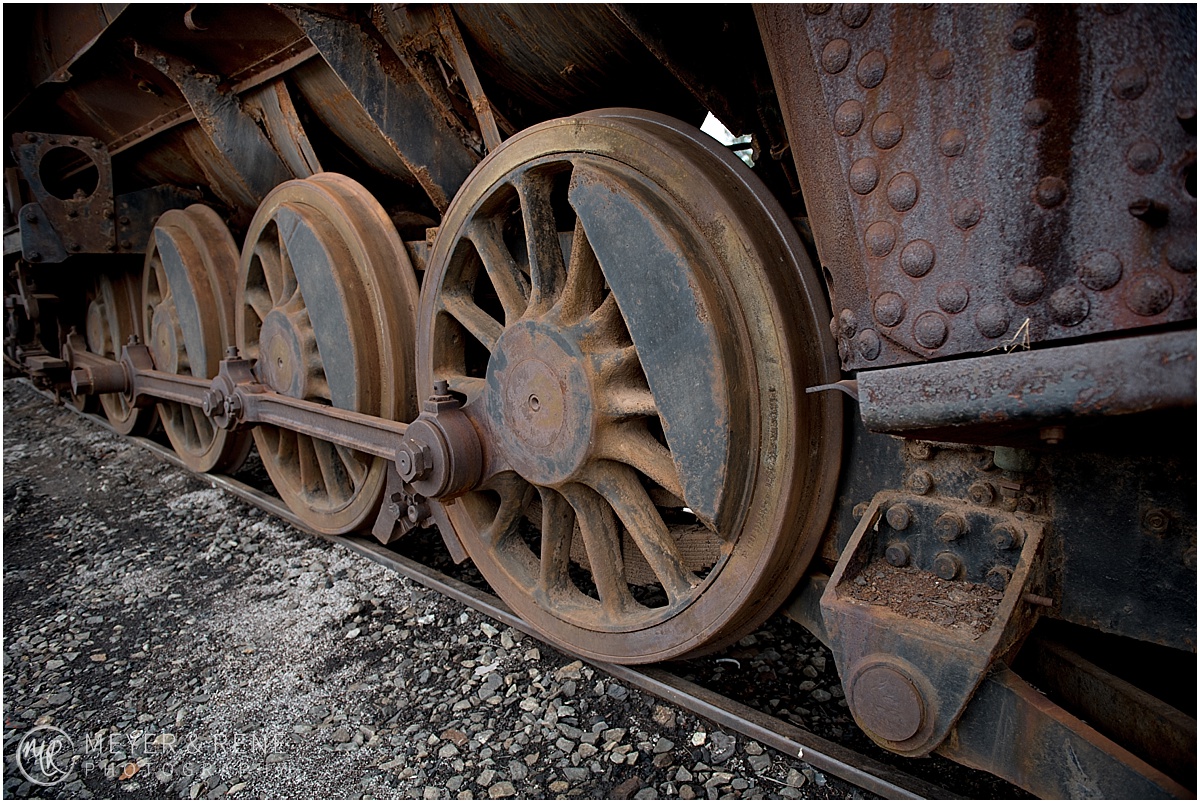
[932, 551, 963, 581]
[884, 541, 911, 567]
[396, 437, 431, 482]
[70, 368, 95, 396]
[201, 388, 224, 417]
[934, 512, 967, 541]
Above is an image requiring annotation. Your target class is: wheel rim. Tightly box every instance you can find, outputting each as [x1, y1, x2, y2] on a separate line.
[237, 173, 419, 534]
[143, 205, 251, 473]
[418, 110, 842, 663]
[86, 272, 155, 436]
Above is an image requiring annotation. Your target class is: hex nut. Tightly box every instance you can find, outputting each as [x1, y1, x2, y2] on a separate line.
[986, 566, 1013, 591]
[935, 512, 967, 541]
[907, 470, 933, 495]
[968, 482, 995, 506]
[992, 524, 1023, 551]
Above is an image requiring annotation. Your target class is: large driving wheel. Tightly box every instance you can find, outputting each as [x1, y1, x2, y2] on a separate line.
[86, 272, 155, 435]
[236, 173, 420, 534]
[143, 206, 251, 473]
[417, 110, 842, 663]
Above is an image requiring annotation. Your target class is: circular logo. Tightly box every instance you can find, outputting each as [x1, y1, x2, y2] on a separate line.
[16, 725, 75, 786]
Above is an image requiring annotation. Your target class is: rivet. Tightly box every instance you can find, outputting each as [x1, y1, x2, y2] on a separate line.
[805, 4, 832, 14]
[1005, 265, 1047, 305]
[968, 482, 995, 506]
[1048, 285, 1090, 326]
[849, 158, 880, 194]
[120, 240, 132, 250]
[25, 133, 38, 143]
[1124, 273, 1174, 316]
[838, 308, 858, 337]
[985, 566, 1012, 591]
[1022, 98, 1052, 128]
[119, 216, 131, 226]
[939, 129, 966, 157]
[907, 470, 933, 495]
[1143, 508, 1171, 536]
[851, 501, 869, 519]
[1008, 19, 1037, 51]
[835, 100, 865, 137]
[68, 242, 81, 252]
[952, 199, 982, 229]
[68, 137, 79, 146]
[885, 542, 911, 568]
[822, 39, 852, 74]
[1078, 250, 1123, 291]
[872, 112, 903, 149]
[857, 51, 888, 89]
[93, 140, 104, 149]
[22, 209, 37, 223]
[992, 524, 1023, 551]
[1177, 99, 1197, 134]
[1112, 65, 1149, 100]
[900, 240, 935, 277]
[935, 512, 967, 541]
[873, 292, 907, 327]
[1165, 237, 1196, 274]
[913, 311, 948, 348]
[865, 221, 897, 258]
[48, 137, 59, 145]
[887, 173, 918, 211]
[936, 282, 969, 314]
[841, 3, 871, 28]
[975, 303, 1010, 338]
[1033, 176, 1067, 208]
[27, 251, 42, 261]
[886, 504, 912, 531]
[1126, 140, 1162, 174]
[927, 50, 953, 79]
[855, 328, 882, 361]
[933, 552, 962, 581]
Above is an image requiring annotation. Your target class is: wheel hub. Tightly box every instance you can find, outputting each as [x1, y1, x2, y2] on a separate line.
[149, 304, 182, 374]
[257, 309, 314, 400]
[487, 320, 594, 486]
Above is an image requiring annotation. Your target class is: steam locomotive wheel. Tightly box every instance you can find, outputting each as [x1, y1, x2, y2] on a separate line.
[86, 272, 155, 435]
[418, 110, 841, 663]
[143, 206, 252, 473]
[237, 174, 420, 535]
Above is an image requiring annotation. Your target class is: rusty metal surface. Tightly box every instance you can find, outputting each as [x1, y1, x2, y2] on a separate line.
[939, 664, 1190, 798]
[84, 271, 154, 436]
[757, 4, 1196, 371]
[416, 109, 841, 663]
[1022, 636, 1196, 789]
[235, 173, 420, 535]
[855, 330, 1197, 442]
[13, 133, 115, 261]
[284, 8, 480, 212]
[5, 5, 126, 109]
[821, 489, 1049, 757]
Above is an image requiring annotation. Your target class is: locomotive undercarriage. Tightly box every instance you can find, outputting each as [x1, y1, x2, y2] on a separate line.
[5, 5, 1195, 798]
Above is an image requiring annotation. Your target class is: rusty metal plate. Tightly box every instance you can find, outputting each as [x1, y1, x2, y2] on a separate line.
[758, 4, 1196, 370]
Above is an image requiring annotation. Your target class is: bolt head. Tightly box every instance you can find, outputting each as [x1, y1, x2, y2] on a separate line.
[885, 504, 912, 531]
[884, 542, 910, 567]
[992, 524, 1023, 550]
[932, 551, 962, 581]
[986, 566, 1013, 591]
[935, 512, 966, 541]
[906, 470, 934, 495]
[23, 209, 37, 223]
[967, 482, 995, 506]
[851, 502, 869, 520]
[27, 251, 41, 262]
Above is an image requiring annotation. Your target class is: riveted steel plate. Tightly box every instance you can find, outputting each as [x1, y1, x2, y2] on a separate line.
[758, 4, 1196, 370]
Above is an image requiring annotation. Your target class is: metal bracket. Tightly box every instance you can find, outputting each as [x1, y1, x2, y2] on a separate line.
[821, 489, 1049, 757]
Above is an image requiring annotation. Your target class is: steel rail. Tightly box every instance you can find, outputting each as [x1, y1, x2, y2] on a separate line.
[28, 379, 954, 800]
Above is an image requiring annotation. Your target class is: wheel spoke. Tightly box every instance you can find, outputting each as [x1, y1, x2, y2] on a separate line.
[512, 171, 565, 313]
[313, 438, 349, 499]
[483, 473, 534, 546]
[296, 435, 320, 494]
[561, 483, 636, 615]
[255, 239, 288, 306]
[580, 293, 626, 345]
[557, 217, 605, 323]
[245, 286, 273, 324]
[442, 290, 503, 352]
[536, 487, 575, 598]
[443, 373, 487, 401]
[467, 217, 529, 325]
[334, 445, 368, 488]
[595, 422, 684, 501]
[598, 386, 658, 420]
[583, 461, 697, 603]
[189, 406, 211, 450]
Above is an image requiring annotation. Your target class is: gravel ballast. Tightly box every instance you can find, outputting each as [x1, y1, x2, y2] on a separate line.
[3, 379, 867, 800]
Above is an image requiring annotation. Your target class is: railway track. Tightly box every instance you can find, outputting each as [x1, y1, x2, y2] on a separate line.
[15, 377, 992, 800]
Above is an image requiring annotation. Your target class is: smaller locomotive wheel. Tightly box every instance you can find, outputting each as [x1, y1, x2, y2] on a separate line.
[143, 206, 251, 474]
[418, 110, 841, 663]
[86, 272, 155, 436]
[236, 173, 420, 535]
